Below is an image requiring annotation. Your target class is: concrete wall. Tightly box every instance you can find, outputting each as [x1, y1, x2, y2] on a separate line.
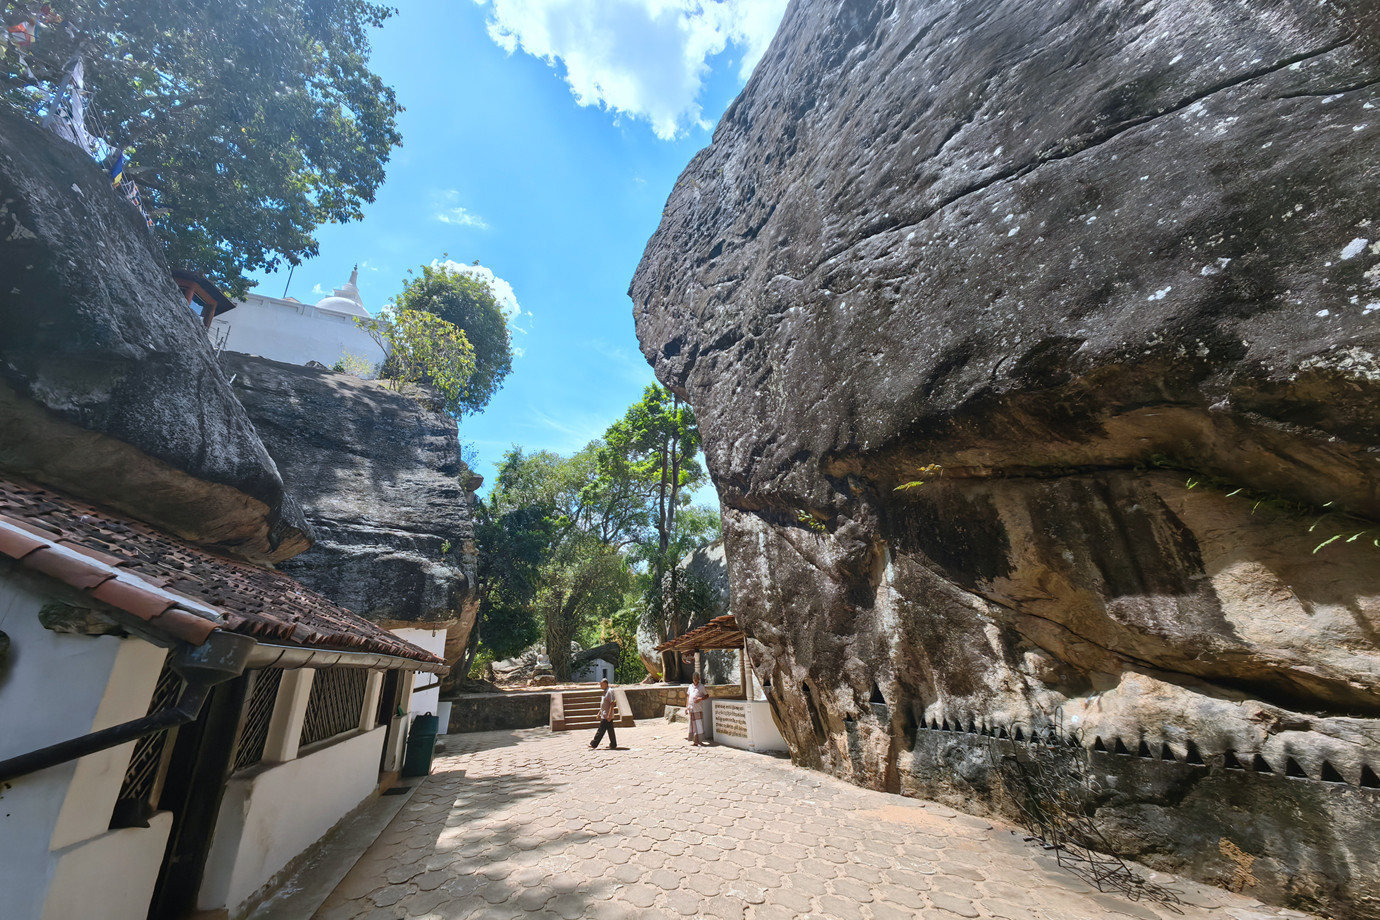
[393, 627, 446, 723]
[40, 813, 173, 920]
[212, 293, 385, 370]
[443, 685, 748, 732]
[199, 726, 387, 917]
[707, 699, 788, 753]
[0, 575, 169, 920]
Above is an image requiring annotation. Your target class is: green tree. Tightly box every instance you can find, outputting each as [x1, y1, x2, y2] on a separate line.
[640, 504, 721, 680]
[1, 0, 401, 297]
[471, 456, 560, 668]
[601, 385, 706, 672]
[539, 532, 630, 682]
[359, 309, 476, 415]
[395, 261, 514, 415]
[477, 446, 638, 682]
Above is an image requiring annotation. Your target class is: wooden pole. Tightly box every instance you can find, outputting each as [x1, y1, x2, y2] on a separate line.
[740, 637, 750, 700]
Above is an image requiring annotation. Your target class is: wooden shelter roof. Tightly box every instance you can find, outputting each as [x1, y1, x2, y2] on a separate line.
[655, 614, 744, 653]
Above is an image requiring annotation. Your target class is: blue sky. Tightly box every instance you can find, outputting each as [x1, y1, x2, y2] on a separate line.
[250, 0, 789, 506]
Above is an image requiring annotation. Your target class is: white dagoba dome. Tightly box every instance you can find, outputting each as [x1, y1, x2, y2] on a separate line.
[315, 265, 370, 318]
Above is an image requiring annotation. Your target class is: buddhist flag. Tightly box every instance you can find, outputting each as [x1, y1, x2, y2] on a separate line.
[109, 152, 125, 186]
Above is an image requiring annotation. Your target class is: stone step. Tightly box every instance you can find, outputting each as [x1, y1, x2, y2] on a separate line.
[551, 688, 634, 732]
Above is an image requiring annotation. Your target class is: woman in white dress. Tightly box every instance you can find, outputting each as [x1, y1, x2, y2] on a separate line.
[686, 673, 709, 746]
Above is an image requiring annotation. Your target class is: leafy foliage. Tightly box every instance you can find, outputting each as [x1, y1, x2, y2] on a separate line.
[1, 0, 401, 297]
[601, 385, 707, 660]
[395, 261, 514, 416]
[330, 351, 376, 378]
[471, 389, 717, 684]
[358, 309, 475, 416]
[474, 481, 555, 660]
[539, 532, 630, 681]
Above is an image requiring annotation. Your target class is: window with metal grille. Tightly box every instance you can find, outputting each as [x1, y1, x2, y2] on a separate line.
[231, 667, 283, 773]
[110, 657, 183, 829]
[299, 668, 368, 748]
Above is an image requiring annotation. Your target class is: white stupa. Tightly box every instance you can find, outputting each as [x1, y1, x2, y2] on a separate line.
[313, 266, 370, 319]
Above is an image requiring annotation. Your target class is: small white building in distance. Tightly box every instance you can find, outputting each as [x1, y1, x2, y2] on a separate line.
[210, 267, 387, 371]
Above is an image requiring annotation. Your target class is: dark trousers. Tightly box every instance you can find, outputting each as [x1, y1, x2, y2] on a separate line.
[591, 719, 617, 748]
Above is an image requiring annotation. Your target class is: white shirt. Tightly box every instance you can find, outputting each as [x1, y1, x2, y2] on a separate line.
[599, 687, 617, 720]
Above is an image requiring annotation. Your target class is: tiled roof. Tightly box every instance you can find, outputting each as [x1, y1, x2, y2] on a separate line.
[0, 476, 441, 666]
[655, 615, 745, 653]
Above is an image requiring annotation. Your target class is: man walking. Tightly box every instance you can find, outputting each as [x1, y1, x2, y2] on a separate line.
[589, 678, 618, 750]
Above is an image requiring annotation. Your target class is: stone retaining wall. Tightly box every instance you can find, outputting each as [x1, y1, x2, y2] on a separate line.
[445, 684, 745, 733]
[446, 692, 550, 734]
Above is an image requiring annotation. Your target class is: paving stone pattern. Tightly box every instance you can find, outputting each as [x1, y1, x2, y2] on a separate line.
[313, 726, 1313, 920]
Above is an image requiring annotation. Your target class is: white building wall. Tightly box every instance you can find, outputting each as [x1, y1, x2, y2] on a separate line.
[0, 576, 169, 920]
[198, 725, 387, 917]
[572, 658, 615, 682]
[210, 293, 385, 370]
[41, 813, 173, 920]
[392, 627, 446, 722]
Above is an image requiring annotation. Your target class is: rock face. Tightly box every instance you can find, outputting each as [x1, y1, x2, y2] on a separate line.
[631, 1, 1380, 916]
[223, 354, 480, 667]
[638, 540, 732, 678]
[0, 111, 308, 561]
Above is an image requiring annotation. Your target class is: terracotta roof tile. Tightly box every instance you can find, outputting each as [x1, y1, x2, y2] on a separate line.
[147, 606, 219, 645]
[0, 477, 441, 666]
[25, 546, 118, 590]
[0, 521, 49, 560]
[655, 615, 745, 653]
[91, 577, 177, 620]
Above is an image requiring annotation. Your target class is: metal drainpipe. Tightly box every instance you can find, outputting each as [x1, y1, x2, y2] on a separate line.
[0, 631, 256, 786]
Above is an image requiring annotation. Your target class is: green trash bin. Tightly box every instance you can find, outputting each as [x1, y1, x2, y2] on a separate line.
[402, 713, 439, 777]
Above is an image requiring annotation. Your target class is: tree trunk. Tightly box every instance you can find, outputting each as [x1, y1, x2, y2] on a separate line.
[544, 592, 573, 683]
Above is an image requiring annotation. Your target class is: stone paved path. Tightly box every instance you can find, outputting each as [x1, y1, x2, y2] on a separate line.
[313, 725, 1311, 920]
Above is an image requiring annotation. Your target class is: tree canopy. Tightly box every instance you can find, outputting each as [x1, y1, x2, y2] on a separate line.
[395, 261, 514, 416]
[1, 0, 402, 297]
[469, 388, 716, 684]
[476, 446, 635, 682]
[359, 308, 476, 416]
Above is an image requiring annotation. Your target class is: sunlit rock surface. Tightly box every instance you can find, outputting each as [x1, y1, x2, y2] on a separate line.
[0, 110, 308, 561]
[631, 0, 1380, 914]
[224, 354, 480, 671]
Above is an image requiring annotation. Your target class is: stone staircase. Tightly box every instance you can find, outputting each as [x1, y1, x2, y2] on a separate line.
[550, 687, 635, 732]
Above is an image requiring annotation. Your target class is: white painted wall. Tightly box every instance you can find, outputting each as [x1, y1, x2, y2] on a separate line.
[41, 813, 172, 920]
[0, 575, 168, 920]
[211, 293, 385, 370]
[198, 725, 387, 917]
[707, 699, 788, 754]
[392, 628, 446, 723]
[572, 658, 615, 682]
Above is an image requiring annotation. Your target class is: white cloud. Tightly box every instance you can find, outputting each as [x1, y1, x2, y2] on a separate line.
[438, 207, 489, 228]
[433, 190, 489, 228]
[474, 0, 789, 139]
[311, 282, 329, 295]
[432, 259, 531, 344]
